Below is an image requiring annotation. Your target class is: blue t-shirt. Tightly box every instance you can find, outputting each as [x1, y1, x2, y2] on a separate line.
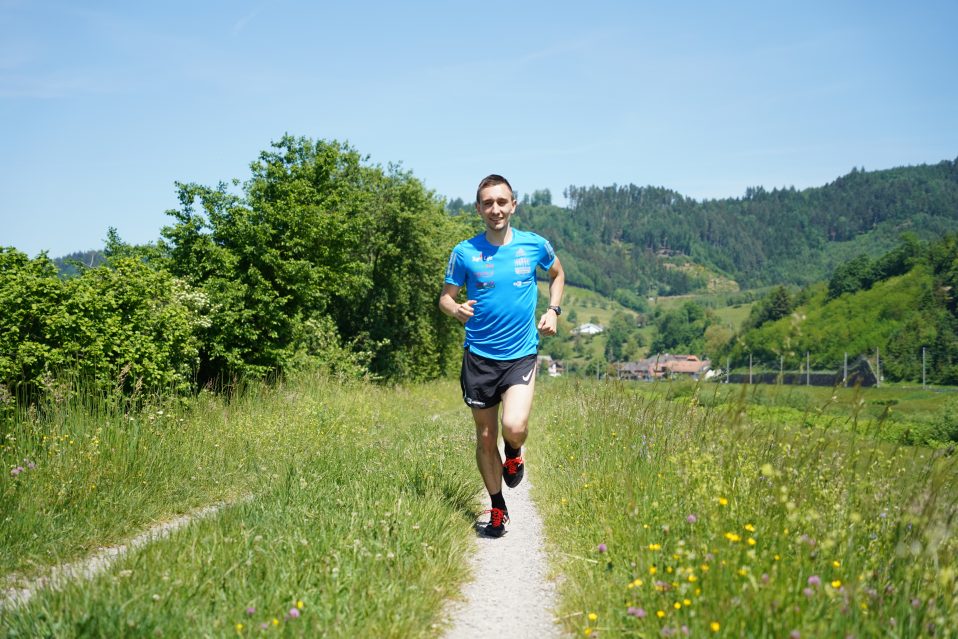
[444, 229, 556, 360]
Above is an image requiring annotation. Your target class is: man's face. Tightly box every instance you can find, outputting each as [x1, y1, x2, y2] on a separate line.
[476, 183, 516, 232]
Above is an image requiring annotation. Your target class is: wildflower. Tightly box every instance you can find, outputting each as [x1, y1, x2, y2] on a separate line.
[760, 463, 774, 476]
[260, 623, 269, 630]
[649, 566, 657, 575]
[724, 532, 741, 542]
[584, 629, 592, 636]
[743, 523, 756, 532]
[807, 575, 821, 587]
[272, 618, 280, 626]
[710, 621, 720, 632]
[789, 631, 800, 639]
[296, 600, 304, 609]
[911, 598, 921, 608]
[628, 607, 647, 618]
[747, 538, 756, 546]
[688, 574, 698, 583]
[287, 608, 300, 619]
[683, 599, 691, 606]
[588, 613, 598, 622]
[657, 610, 666, 618]
[802, 587, 814, 597]
[673, 602, 681, 610]
[245, 607, 255, 616]
[648, 543, 661, 551]
[831, 580, 842, 589]
[718, 497, 728, 506]
[686, 514, 697, 524]
[10, 466, 23, 477]
[235, 623, 244, 633]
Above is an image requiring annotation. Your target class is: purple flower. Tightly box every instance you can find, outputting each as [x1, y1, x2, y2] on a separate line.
[597, 543, 607, 553]
[24, 459, 36, 470]
[681, 625, 690, 635]
[761, 573, 770, 584]
[628, 606, 647, 618]
[802, 587, 814, 598]
[911, 598, 922, 609]
[260, 623, 269, 630]
[686, 514, 697, 524]
[807, 575, 821, 587]
[789, 631, 801, 639]
[10, 466, 23, 477]
[287, 608, 300, 619]
[245, 606, 256, 616]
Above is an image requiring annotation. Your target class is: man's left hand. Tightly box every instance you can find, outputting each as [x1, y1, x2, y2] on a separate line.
[537, 310, 558, 336]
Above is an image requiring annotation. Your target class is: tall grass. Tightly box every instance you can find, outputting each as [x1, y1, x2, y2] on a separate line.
[1, 376, 479, 637]
[532, 379, 958, 637]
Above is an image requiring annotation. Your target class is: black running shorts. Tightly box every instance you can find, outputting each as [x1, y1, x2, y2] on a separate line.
[460, 349, 537, 409]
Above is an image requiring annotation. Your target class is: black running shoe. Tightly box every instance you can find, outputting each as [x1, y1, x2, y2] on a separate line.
[502, 455, 525, 488]
[481, 507, 509, 537]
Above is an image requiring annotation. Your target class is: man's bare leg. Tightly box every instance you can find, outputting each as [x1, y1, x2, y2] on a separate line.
[500, 374, 536, 451]
[472, 405, 502, 495]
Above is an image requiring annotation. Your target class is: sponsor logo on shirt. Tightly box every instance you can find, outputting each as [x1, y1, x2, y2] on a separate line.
[477, 281, 496, 290]
[514, 267, 531, 275]
[513, 280, 533, 288]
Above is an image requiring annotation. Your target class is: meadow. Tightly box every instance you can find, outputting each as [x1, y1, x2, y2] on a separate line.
[1, 376, 478, 637]
[2, 375, 956, 637]
[533, 378, 958, 637]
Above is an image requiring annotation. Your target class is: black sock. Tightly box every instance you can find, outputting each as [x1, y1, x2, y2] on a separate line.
[504, 441, 521, 459]
[490, 491, 507, 512]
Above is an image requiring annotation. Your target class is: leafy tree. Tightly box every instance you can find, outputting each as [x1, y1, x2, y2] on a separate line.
[161, 135, 467, 383]
[649, 302, 712, 354]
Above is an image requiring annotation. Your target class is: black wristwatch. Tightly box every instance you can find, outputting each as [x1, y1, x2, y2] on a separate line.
[548, 305, 562, 316]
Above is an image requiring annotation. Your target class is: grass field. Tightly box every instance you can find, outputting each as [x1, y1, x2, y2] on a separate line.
[1, 376, 478, 637]
[2, 375, 956, 637]
[532, 377, 958, 637]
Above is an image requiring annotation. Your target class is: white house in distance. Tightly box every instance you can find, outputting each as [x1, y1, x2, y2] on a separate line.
[571, 322, 604, 336]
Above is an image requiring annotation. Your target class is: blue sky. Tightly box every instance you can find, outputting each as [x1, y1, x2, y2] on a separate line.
[2, 0, 957, 257]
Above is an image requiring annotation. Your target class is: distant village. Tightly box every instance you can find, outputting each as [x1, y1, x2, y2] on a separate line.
[538, 322, 714, 381]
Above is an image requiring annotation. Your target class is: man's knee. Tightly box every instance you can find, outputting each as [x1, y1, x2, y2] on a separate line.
[475, 425, 499, 451]
[501, 415, 528, 441]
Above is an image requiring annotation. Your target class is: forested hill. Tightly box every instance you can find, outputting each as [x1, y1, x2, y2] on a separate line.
[512, 159, 958, 297]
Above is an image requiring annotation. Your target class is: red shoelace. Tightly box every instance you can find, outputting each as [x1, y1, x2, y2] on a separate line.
[503, 456, 524, 475]
[482, 507, 509, 527]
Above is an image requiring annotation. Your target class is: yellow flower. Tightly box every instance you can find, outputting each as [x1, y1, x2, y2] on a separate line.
[673, 602, 681, 610]
[296, 600, 304, 609]
[724, 532, 741, 542]
[648, 543, 661, 551]
[831, 580, 842, 589]
[656, 610, 666, 618]
[747, 538, 756, 546]
[774, 554, 781, 561]
[588, 613, 598, 622]
[718, 497, 729, 506]
[832, 560, 841, 568]
[737, 567, 748, 577]
[649, 566, 658, 575]
[584, 628, 592, 636]
[272, 618, 280, 627]
[683, 598, 691, 606]
[688, 574, 698, 582]
[235, 623, 244, 633]
[710, 621, 721, 632]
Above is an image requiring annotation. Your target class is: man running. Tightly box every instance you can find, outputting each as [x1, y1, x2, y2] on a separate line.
[439, 174, 565, 537]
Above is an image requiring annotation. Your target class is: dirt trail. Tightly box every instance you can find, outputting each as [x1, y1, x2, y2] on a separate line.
[443, 462, 562, 639]
[0, 497, 246, 611]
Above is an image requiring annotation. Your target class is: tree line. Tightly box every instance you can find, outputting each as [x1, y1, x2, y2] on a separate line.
[1, 136, 474, 411]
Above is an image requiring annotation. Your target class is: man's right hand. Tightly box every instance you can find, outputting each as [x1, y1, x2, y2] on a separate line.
[456, 299, 477, 324]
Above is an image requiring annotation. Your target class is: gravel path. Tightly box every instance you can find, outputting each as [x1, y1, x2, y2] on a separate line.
[0, 497, 247, 611]
[443, 460, 562, 639]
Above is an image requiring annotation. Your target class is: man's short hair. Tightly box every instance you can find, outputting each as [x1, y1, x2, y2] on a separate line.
[476, 174, 515, 204]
